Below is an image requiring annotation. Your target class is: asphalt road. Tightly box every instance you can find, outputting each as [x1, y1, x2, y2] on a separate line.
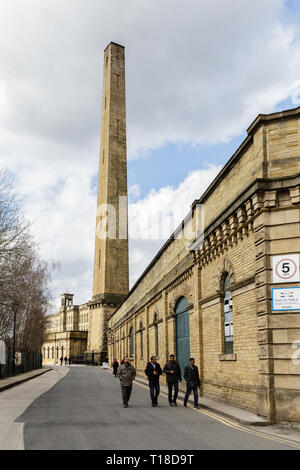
[5, 366, 297, 450]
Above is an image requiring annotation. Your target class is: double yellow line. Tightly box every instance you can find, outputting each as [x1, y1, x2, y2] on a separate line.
[135, 380, 300, 450]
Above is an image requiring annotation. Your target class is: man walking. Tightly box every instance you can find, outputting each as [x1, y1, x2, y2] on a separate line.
[112, 358, 119, 378]
[145, 356, 162, 407]
[117, 357, 136, 408]
[184, 358, 201, 409]
[163, 354, 182, 406]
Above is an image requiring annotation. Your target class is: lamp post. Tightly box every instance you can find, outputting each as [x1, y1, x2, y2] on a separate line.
[12, 303, 17, 376]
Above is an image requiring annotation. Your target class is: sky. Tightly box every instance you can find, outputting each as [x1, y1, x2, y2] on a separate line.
[1, 0, 300, 312]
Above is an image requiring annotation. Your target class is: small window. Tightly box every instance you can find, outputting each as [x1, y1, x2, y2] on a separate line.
[223, 273, 233, 354]
[140, 331, 144, 360]
[155, 324, 159, 357]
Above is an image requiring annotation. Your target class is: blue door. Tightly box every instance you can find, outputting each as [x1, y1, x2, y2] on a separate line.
[176, 297, 190, 378]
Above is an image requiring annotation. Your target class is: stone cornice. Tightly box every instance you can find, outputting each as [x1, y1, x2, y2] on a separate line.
[192, 175, 300, 268]
[88, 292, 127, 309]
[247, 105, 300, 135]
[191, 174, 300, 253]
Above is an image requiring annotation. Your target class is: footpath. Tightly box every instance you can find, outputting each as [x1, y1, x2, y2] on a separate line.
[0, 367, 52, 392]
[133, 374, 268, 426]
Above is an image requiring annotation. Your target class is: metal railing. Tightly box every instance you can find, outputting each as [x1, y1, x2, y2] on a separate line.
[0, 349, 42, 379]
[70, 352, 104, 366]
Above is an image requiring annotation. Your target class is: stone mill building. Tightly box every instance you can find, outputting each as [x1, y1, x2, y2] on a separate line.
[42, 41, 300, 424]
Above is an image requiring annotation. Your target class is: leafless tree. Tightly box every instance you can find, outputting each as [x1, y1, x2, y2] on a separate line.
[0, 170, 55, 351]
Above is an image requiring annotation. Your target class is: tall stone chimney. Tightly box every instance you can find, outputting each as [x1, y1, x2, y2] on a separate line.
[87, 42, 129, 357]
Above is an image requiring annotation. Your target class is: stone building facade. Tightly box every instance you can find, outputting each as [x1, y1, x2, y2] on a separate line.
[42, 41, 300, 423]
[42, 294, 88, 363]
[107, 107, 300, 423]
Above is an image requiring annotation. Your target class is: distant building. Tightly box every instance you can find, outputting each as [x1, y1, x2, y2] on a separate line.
[42, 293, 89, 362]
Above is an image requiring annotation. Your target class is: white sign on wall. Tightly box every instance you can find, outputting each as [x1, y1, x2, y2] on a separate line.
[15, 352, 22, 365]
[272, 288, 300, 311]
[272, 254, 300, 283]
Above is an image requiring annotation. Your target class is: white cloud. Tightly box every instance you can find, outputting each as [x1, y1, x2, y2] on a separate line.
[128, 165, 221, 286]
[128, 184, 141, 202]
[0, 0, 300, 310]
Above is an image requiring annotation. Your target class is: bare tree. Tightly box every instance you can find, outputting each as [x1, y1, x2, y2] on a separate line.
[0, 170, 55, 351]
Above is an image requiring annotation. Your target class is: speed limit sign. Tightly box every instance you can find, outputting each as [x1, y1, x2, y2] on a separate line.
[273, 254, 300, 283]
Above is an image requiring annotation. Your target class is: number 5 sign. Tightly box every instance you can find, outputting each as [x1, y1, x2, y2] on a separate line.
[273, 254, 300, 283]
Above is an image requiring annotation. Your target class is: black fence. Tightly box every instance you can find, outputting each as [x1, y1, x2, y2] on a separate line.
[70, 353, 106, 366]
[0, 349, 42, 379]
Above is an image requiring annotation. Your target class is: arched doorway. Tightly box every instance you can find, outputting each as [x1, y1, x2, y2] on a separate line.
[175, 297, 190, 376]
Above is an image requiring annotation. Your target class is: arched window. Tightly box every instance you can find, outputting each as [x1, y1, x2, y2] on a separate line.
[175, 297, 190, 375]
[139, 322, 144, 360]
[129, 327, 134, 358]
[156, 327, 159, 357]
[223, 273, 234, 354]
[154, 313, 159, 357]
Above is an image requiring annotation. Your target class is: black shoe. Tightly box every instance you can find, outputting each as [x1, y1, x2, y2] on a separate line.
[194, 406, 199, 410]
[173, 401, 177, 406]
[184, 402, 187, 407]
[169, 402, 173, 406]
[152, 403, 156, 407]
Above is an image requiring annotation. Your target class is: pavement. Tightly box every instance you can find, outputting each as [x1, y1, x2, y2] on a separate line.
[0, 366, 297, 450]
[133, 374, 268, 426]
[0, 367, 52, 392]
[0, 366, 69, 450]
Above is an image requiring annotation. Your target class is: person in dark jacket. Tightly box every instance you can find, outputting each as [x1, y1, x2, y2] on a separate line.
[145, 356, 162, 407]
[184, 358, 201, 409]
[112, 359, 119, 377]
[163, 354, 182, 406]
[117, 357, 136, 408]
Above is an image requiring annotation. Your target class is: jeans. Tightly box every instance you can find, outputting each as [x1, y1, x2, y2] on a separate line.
[149, 382, 160, 404]
[168, 381, 179, 403]
[121, 386, 132, 404]
[184, 386, 199, 408]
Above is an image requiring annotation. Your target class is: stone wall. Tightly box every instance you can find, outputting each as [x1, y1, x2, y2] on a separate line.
[108, 107, 300, 422]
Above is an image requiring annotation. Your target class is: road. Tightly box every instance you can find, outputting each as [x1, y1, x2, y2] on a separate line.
[0, 366, 299, 450]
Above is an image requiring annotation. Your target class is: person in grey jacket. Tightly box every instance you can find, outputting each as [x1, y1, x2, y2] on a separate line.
[117, 357, 136, 408]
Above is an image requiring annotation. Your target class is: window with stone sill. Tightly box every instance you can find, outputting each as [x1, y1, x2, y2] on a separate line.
[223, 273, 234, 356]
